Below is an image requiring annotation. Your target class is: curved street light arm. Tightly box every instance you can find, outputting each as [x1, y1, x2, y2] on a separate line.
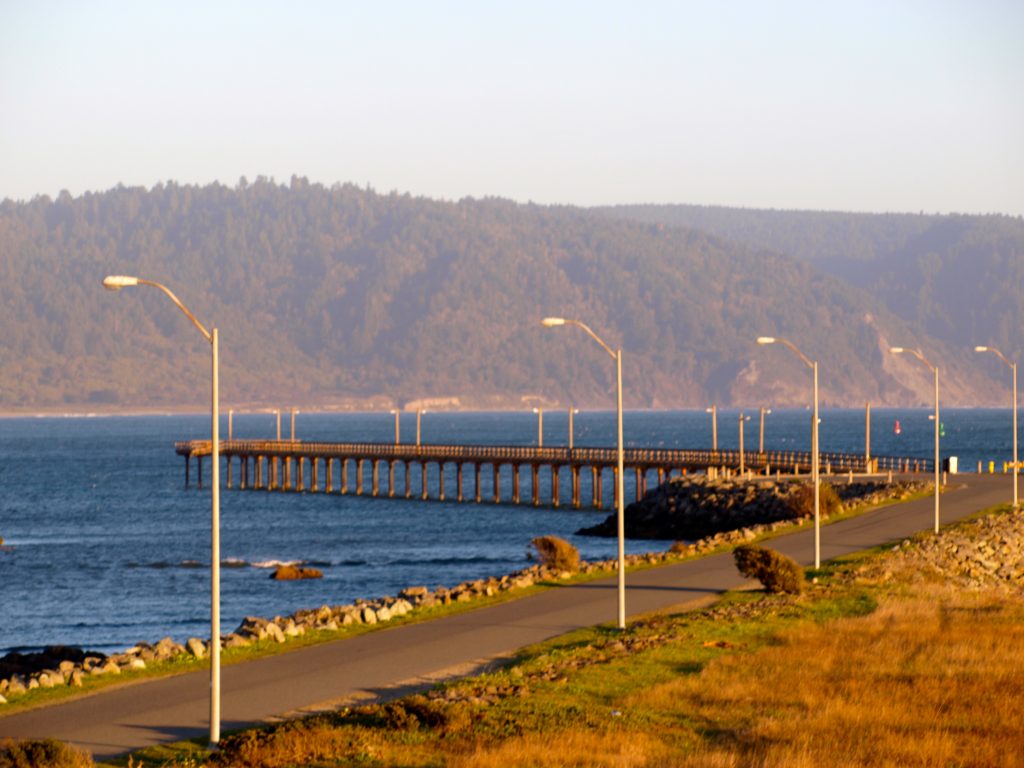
[136, 279, 212, 342]
[777, 338, 814, 369]
[565, 319, 617, 359]
[976, 345, 1013, 370]
[893, 346, 936, 373]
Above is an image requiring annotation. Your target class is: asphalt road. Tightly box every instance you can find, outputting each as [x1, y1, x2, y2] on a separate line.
[0, 473, 1012, 760]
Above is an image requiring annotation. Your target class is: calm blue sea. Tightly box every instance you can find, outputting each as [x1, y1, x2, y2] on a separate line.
[0, 408, 1017, 654]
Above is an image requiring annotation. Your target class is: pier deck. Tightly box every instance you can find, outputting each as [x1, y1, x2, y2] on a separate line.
[175, 440, 931, 509]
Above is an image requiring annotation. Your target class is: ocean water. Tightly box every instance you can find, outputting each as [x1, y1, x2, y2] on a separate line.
[0, 408, 1017, 654]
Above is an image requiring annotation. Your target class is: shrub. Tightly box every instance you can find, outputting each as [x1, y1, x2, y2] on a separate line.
[531, 536, 580, 573]
[0, 739, 92, 768]
[733, 544, 805, 594]
[787, 481, 841, 519]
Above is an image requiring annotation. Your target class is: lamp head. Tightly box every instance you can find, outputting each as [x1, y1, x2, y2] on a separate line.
[889, 346, 905, 354]
[103, 275, 139, 291]
[756, 337, 776, 345]
[541, 317, 566, 327]
[974, 346, 989, 353]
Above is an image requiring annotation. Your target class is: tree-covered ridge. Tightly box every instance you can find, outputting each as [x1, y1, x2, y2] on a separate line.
[0, 180, 1003, 411]
[599, 204, 1024, 365]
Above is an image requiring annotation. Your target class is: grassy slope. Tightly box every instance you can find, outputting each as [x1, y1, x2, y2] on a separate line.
[93, 505, 1024, 768]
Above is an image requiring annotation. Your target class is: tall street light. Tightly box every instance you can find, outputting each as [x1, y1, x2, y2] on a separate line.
[103, 275, 222, 746]
[542, 317, 626, 629]
[568, 407, 579, 450]
[975, 345, 1017, 508]
[890, 346, 940, 533]
[532, 407, 544, 448]
[757, 336, 820, 568]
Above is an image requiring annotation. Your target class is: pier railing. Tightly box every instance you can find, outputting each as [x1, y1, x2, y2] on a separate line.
[174, 439, 932, 509]
[176, 439, 925, 472]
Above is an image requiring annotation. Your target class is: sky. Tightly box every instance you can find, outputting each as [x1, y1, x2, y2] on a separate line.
[1, 0, 1022, 215]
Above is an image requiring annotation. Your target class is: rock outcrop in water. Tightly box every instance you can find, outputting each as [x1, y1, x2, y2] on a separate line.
[271, 564, 324, 580]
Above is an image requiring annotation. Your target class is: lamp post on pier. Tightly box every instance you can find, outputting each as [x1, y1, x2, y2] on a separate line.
[865, 402, 871, 471]
[758, 407, 771, 454]
[532, 407, 544, 448]
[416, 409, 426, 447]
[568, 407, 579, 450]
[103, 275, 222, 746]
[390, 409, 401, 445]
[738, 413, 751, 473]
[706, 404, 718, 452]
[757, 336, 820, 568]
[543, 317, 626, 629]
[974, 346, 1017, 508]
[890, 346, 941, 533]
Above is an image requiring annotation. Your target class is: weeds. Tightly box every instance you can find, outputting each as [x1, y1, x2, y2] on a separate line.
[0, 738, 92, 768]
[787, 481, 841, 518]
[733, 544, 805, 593]
[530, 535, 580, 572]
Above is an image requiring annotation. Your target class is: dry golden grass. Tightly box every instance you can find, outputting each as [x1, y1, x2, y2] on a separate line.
[445, 731, 672, 768]
[624, 582, 1024, 767]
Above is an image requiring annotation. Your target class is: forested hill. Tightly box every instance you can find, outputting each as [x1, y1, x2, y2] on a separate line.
[598, 205, 1024, 368]
[0, 180, 1004, 412]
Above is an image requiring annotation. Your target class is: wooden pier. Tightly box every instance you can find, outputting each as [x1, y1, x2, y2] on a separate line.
[175, 440, 932, 509]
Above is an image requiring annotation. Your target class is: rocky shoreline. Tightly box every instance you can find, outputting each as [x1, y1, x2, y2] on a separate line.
[0, 551, 656, 704]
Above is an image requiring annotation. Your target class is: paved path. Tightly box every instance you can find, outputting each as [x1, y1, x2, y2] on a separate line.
[0, 474, 1012, 761]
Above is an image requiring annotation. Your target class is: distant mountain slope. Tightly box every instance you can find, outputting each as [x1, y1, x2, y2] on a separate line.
[0, 180, 1001, 411]
[597, 205, 1024, 366]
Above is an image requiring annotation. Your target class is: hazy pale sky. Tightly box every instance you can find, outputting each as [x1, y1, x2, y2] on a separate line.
[2, 0, 1021, 214]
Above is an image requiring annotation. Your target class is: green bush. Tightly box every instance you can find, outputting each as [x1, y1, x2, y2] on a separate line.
[0, 739, 92, 768]
[531, 535, 580, 573]
[787, 481, 841, 519]
[733, 544, 805, 594]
